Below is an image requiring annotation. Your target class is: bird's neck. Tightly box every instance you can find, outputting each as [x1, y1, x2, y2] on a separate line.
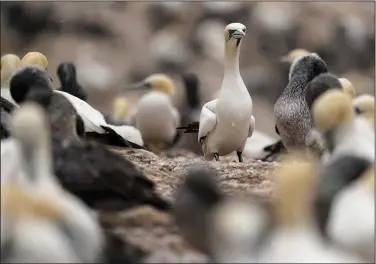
[1, 67, 16, 87]
[224, 43, 241, 77]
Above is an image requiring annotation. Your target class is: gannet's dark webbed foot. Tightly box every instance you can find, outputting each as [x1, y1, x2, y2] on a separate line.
[236, 151, 243, 162]
[214, 153, 219, 161]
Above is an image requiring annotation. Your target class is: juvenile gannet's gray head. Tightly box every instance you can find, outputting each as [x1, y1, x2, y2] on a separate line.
[224, 23, 246, 56]
[9, 65, 54, 104]
[288, 53, 328, 82]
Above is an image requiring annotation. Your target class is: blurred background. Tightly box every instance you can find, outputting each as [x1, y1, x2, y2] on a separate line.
[1, 1, 374, 137]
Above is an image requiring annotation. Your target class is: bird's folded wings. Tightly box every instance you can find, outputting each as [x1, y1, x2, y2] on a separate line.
[198, 99, 217, 141]
[249, 115, 255, 137]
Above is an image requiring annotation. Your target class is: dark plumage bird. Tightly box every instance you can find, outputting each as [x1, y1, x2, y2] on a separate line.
[173, 72, 202, 154]
[10, 67, 170, 211]
[274, 53, 328, 155]
[174, 164, 224, 253]
[57, 62, 88, 101]
[0, 96, 16, 139]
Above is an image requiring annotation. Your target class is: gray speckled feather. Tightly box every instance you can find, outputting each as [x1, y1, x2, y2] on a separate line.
[274, 54, 328, 151]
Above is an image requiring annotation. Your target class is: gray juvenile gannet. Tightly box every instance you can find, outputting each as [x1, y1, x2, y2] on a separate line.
[182, 23, 254, 162]
[2, 102, 104, 263]
[124, 73, 180, 153]
[274, 53, 328, 155]
[1, 54, 21, 106]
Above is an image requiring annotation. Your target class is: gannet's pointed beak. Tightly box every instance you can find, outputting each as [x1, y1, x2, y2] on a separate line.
[123, 80, 151, 92]
[279, 55, 290, 63]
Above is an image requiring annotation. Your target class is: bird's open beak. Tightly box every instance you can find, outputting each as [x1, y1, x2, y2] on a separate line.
[123, 81, 151, 92]
[279, 55, 290, 63]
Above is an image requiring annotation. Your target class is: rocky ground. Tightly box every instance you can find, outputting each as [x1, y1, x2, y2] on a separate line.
[100, 148, 275, 263]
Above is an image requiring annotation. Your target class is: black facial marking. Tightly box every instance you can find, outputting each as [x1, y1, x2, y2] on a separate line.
[228, 29, 235, 39]
[236, 38, 241, 47]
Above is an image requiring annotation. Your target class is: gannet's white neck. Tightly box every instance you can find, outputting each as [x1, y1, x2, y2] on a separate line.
[224, 41, 241, 76]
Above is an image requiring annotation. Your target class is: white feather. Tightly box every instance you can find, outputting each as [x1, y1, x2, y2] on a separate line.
[198, 99, 217, 141]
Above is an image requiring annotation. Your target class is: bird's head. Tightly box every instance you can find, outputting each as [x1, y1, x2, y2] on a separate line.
[288, 53, 328, 82]
[112, 97, 131, 121]
[124, 73, 175, 96]
[57, 62, 77, 84]
[338, 78, 356, 99]
[1, 54, 21, 86]
[279, 48, 310, 64]
[353, 94, 374, 125]
[20, 52, 52, 82]
[224, 23, 246, 57]
[312, 90, 354, 133]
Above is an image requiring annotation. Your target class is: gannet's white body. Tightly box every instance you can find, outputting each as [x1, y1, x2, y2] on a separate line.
[2, 103, 104, 262]
[198, 23, 255, 161]
[129, 91, 179, 147]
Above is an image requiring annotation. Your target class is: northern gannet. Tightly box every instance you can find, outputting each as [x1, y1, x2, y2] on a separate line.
[312, 90, 374, 164]
[2, 102, 104, 262]
[180, 23, 254, 162]
[315, 155, 374, 262]
[274, 53, 328, 155]
[57, 62, 88, 101]
[8, 78, 167, 211]
[124, 73, 180, 153]
[14, 52, 144, 148]
[258, 151, 361, 263]
[279, 48, 311, 63]
[339, 78, 356, 99]
[353, 94, 374, 127]
[1, 54, 20, 106]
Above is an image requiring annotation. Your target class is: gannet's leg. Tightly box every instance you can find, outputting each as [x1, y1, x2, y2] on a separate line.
[214, 153, 219, 161]
[236, 151, 243, 162]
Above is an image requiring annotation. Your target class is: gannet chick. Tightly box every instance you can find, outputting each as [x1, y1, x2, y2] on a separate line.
[279, 48, 310, 63]
[1, 54, 21, 106]
[174, 72, 203, 155]
[208, 197, 271, 263]
[353, 94, 374, 127]
[14, 54, 144, 148]
[124, 73, 180, 153]
[259, 151, 360, 263]
[174, 164, 224, 253]
[194, 23, 254, 162]
[315, 155, 374, 262]
[17, 88, 166, 211]
[312, 90, 374, 163]
[3, 102, 104, 262]
[274, 53, 328, 155]
[339, 78, 356, 99]
[57, 62, 88, 101]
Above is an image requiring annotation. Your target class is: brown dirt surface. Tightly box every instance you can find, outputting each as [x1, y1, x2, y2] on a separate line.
[100, 148, 276, 263]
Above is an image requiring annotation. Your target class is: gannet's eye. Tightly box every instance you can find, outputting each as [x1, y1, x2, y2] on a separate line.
[355, 106, 362, 115]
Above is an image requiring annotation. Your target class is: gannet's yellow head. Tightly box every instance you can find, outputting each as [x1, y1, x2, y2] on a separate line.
[272, 150, 318, 228]
[280, 49, 311, 63]
[339, 78, 356, 99]
[20, 52, 48, 69]
[124, 73, 175, 96]
[312, 90, 354, 133]
[224, 23, 246, 57]
[1, 54, 21, 86]
[112, 97, 131, 121]
[353, 94, 374, 126]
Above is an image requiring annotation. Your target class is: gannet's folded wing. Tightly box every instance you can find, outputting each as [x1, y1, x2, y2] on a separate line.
[172, 107, 181, 128]
[198, 99, 217, 142]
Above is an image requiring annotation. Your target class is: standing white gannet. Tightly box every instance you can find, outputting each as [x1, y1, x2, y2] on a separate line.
[14, 52, 144, 148]
[258, 151, 360, 263]
[315, 155, 374, 262]
[193, 23, 254, 162]
[124, 73, 180, 153]
[2, 102, 104, 262]
[312, 90, 374, 164]
[1, 54, 21, 106]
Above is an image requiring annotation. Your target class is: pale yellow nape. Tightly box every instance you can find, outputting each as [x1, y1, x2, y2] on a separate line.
[20, 51, 49, 69]
[286, 49, 311, 63]
[360, 167, 374, 191]
[1, 54, 21, 86]
[145, 73, 175, 96]
[112, 97, 131, 121]
[339, 78, 356, 99]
